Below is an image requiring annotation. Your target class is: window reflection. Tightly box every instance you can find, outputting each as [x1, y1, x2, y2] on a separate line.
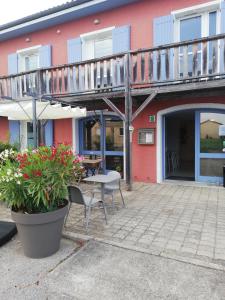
[83, 119, 101, 151]
[200, 113, 225, 153]
[27, 122, 34, 147]
[105, 119, 123, 152]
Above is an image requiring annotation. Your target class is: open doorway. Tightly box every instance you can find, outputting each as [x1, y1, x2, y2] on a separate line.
[165, 111, 195, 181]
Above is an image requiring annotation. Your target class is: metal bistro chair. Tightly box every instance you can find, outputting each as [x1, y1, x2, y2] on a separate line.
[94, 171, 125, 210]
[65, 186, 107, 230]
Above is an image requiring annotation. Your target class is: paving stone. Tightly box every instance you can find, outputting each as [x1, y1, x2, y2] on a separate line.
[181, 246, 197, 255]
[197, 250, 214, 258]
[2, 183, 225, 266]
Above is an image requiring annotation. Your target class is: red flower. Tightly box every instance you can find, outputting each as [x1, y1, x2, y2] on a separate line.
[23, 173, 30, 179]
[32, 170, 42, 177]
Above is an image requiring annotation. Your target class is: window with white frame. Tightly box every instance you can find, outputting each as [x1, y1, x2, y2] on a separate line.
[81, 27, 114, 61]
[20, 121, 34, 150]
[17, 46, 41, 72]
[173, 1, 220, 76]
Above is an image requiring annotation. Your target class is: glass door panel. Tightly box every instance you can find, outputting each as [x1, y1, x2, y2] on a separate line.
[196, 111, 225, 183]
[79, 116, 124, 176]
[105, 117, 124, 175]
[105, 119, 123, 152]
[208, 11, 218, 74]
[82, 118, 101, 153]
[179, 16, 202, 77]
[179, 10, 218, 77]
[27, 122, 34, 148]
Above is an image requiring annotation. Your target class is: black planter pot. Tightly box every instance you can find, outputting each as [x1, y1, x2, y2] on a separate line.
[11, 201, 68, 258]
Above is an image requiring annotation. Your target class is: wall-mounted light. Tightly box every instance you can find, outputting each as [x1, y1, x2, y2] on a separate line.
[93, 19, 100, 25]
[56, 29, 61, 35]
[25, 37, 31, 42]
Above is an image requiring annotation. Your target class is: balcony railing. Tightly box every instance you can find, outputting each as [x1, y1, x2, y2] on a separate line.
[1, 33, 225, 100]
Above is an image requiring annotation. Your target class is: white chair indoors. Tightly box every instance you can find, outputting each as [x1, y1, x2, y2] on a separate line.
[94, 171, 125, 209]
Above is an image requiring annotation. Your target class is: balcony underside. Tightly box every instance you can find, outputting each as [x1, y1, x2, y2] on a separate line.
[46, 76, 225, 112]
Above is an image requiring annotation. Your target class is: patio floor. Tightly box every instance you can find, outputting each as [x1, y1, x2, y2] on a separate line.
[1, 182, 225, 269]
[64, 182, 225, 269]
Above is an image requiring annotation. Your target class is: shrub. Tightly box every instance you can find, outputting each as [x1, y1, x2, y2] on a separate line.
[0, 141, 18, 153]
[0, 144, 84, 214]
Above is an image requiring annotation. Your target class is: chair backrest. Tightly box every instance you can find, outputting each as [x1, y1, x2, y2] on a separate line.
[67, 186, 85, 205]
[107, 171, 121, 187]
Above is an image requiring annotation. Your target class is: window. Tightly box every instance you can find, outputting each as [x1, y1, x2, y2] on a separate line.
[17, 46, 40, 72]
[27, 122, 34, 147]
[180, 16, 202, 42]
[119, 127, 124, 136]
[200, 112, 225, 153]
[83, 119, 101, 151]
[81, 28, 113, 60]
[105, 119, 123, 151]
[176, 7, 219, 77]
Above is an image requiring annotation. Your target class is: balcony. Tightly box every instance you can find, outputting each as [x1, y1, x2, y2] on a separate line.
[1, 33, 225, 101]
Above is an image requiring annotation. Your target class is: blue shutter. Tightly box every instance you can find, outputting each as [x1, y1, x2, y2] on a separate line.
[220, 2, 225, 72]
[112, 25, 131, 54]
[45, 120, 53, 146]
[153, 15, 174, 81]
[39, 45, 52, 68]
[8, 53, 18, 75]
[67, 38, 82, 63]
[9, 121, 20, 145]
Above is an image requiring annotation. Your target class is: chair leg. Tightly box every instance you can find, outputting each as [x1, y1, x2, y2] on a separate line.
[64, 201, 72, 226]
[86, 205, 92, 230]
[119, 188, 126, 208]
[111, 192, 115, 210]
[101, 201, 108, 224]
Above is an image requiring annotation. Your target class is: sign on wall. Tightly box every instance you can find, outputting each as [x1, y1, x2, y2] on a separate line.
[138, 128, 155, 145]
[149, 115, 156, 123]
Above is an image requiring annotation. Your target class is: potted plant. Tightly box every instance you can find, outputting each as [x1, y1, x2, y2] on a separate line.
[0, 144, 83, 258]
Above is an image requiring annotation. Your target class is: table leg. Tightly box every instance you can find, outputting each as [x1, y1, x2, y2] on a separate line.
[101, 183, 108, 224]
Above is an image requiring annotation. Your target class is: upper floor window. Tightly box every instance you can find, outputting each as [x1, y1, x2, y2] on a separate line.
[17, 46, 40, 72]
[179, 10, 218, 42]
[174, 2, 220, 77]
[81, 27, 114, 60]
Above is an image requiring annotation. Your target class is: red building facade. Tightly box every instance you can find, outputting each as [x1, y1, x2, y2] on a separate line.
[0, 0, 225, 185]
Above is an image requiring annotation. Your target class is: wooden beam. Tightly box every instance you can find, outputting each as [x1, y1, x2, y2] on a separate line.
[49, 90, 125, 102]
[102, 97, 125, 121]
[131, 78, 225, 97]
[132, 91, 157, 121]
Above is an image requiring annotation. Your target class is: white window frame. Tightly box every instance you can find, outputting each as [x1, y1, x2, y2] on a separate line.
[20, 121, 35, 150]
[172, 1, 221, 75]
[81, 27, 115, 61]
[17, 45, 41, 73]
[173, 7, 221, 43]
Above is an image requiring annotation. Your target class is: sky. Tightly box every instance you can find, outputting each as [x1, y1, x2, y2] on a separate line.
[0, 0, 68, 25]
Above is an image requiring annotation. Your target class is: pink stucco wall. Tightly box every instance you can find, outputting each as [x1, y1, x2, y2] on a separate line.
[53, 119, 72, 146]
[0, 0, 213, 75]
[0, 117, 9, 142]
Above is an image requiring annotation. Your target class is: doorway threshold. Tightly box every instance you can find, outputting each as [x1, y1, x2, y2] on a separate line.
[163, 179, 223, 188]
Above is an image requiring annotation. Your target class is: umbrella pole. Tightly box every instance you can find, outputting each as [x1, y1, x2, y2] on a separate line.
[32, 97, 38, 148]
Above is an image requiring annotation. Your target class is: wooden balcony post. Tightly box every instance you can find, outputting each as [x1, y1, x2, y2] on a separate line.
[125, 53, 133, 191]
[32, 96, 38, 148]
